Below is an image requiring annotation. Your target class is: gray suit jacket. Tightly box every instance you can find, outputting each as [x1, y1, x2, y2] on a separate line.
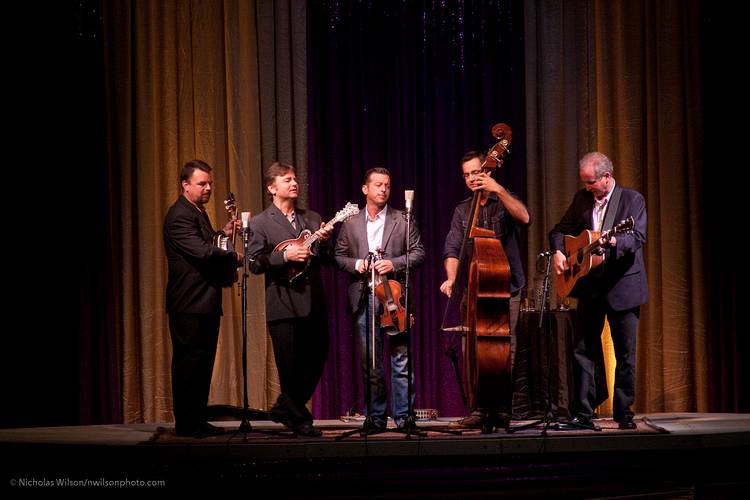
[335, 206, 425, 313]
[248, 204, 329, 322]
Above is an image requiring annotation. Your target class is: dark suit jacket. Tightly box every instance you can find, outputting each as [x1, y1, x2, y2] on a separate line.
[163, 195, 239, 315]
[248, 205, 329, 322]
[335, 206, 426, 313]
[549, 184, 648, 311]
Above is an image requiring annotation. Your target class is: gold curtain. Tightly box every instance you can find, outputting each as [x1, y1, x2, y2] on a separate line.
[525, 0, 706, 415]
[104, 0, 307, 424]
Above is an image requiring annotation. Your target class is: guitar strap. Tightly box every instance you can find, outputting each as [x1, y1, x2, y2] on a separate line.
[600, 184, 623, 265]
[601, 183, 623, 232]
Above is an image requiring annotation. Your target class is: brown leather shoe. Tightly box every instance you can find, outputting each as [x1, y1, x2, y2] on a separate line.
[450, 414, 483, 429]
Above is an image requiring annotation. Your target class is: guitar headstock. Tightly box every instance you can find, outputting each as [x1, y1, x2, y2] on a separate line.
[224, 192, 237, 219]
[334, 202, 360, 223]
[603, 216, 635, 240]
[614, 216, 635, 233]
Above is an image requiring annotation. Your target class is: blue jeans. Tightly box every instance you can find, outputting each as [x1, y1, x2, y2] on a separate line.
[355, 293, 414, 427]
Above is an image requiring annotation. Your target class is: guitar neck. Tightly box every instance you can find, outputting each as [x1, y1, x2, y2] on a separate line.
[577, 227, 614, 257]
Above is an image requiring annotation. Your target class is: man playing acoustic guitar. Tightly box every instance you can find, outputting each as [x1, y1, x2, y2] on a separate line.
[549, 152, 648, 431]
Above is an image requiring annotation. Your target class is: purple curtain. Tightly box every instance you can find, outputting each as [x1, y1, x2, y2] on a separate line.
[307, 0, 528, 420]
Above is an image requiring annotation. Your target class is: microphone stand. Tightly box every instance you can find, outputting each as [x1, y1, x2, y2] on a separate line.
[508, 252, 557, 435]
[238, 226, 253, 433]
[235, 225, 290, 439]
[337, 253, 389, 440]
[391, 203, 460, 439]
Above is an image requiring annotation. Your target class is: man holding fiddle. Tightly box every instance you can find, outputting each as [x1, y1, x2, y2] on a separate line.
[335, 167, 425, 431]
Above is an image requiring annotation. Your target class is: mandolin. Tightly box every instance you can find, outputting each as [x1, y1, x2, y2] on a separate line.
[213, 192, 238, 250]
[274, 202, 359, 284]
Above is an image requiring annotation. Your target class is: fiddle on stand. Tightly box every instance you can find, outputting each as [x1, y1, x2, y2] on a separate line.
[235, 214, 292, 439]
[508, 251, 557, 435]
[336, 253, 389, 440]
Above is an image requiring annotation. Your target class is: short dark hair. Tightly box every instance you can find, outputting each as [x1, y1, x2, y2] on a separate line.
[362, 167, 391, 186]
[264, 162, 296, 198]
[179, 159, 212, 191]
[461, 150, 485, 166]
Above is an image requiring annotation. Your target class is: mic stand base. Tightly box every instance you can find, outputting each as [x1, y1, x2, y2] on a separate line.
[335, 415, 391, 440]
[390, 415, 462, 439]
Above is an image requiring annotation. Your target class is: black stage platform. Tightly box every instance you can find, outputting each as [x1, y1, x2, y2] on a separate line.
[2, 413, 749, 497]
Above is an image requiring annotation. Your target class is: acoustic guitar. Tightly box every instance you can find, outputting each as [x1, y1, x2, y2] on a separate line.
[556, 216, 635, 298]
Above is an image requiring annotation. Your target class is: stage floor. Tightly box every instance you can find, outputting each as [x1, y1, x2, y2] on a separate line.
[2, 413, 749, 497]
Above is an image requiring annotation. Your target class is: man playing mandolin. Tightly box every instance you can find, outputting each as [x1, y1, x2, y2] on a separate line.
[549, 152, 648, 431]
[335, 167, 425, 431]
[248, 162, 334, 437]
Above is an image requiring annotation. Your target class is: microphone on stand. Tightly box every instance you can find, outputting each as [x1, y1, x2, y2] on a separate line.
[404, 190, 414, 220]
[241, 211, 251, 238]
[536, 250, 552, 273]
[240, 211, 252, 264]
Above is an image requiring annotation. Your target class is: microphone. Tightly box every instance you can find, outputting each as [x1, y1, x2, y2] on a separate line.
[404, 190, 414, 215]
[241, 211, 251, 232]
[537, 250, 553, 258]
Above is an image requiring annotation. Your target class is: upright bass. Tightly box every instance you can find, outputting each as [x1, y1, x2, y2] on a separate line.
[443, 123, 514, 433]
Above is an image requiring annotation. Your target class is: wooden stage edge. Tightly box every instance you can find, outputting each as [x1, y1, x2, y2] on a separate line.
[1, 412, 749, 496]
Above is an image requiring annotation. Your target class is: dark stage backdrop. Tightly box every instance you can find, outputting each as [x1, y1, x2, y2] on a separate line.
[306, 0, 527, 420]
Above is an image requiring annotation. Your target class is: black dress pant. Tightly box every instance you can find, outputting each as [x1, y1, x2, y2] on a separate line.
[572, 297, 639, 421]
[169, 313, 220, 433]
[267, 315, 329, 427]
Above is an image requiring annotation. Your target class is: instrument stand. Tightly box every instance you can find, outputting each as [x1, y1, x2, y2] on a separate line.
[234, 227, 292, 440]
[391, 208, 460, 439]
[337, 255, 390, 440]
[508, 252, 558, 435]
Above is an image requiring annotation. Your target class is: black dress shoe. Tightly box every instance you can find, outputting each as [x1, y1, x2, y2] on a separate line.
[175, 422, 226, 438]
[201, 422, 226, 435]
[555, 416, 601, 431]
[293, 423, 322, 437]
[617, 416, 636, 430]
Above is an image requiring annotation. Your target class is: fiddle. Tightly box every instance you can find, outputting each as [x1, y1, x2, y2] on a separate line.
[375, 277, 406, 335]
[372, 251, 409, 335]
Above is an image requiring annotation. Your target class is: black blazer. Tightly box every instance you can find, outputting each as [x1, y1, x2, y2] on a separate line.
[335, 206, 425, 313]
[163, 195, 239, 315]
[549, 184, 648, 310]
[248, 205, 329, 322]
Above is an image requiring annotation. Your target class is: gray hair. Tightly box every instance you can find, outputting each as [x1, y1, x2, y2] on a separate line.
[579, 152, 613, 178]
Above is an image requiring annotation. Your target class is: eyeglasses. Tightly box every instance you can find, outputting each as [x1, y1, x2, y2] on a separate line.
[462, 169, 483, 179]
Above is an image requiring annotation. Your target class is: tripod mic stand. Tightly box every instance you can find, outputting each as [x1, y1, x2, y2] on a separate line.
[508, 251, 557, 435]
[337, 253, 389, 440]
